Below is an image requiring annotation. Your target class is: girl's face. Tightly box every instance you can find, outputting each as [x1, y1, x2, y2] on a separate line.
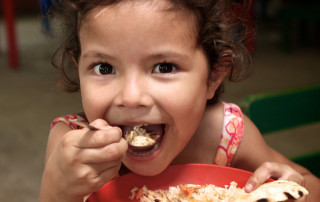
[78, 1, 220, 175]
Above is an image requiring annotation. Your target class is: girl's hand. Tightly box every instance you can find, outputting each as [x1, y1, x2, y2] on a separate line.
[244, 162, 305, 193]
[42, 119, 128, 202]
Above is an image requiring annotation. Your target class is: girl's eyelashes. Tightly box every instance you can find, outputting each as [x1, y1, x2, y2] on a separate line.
[153, 62, 177, 74]
[89, 62, 178, 75]
[92, 63, 116, 75]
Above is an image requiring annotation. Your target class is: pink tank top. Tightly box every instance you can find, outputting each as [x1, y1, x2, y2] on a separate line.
[50, 102, 244, 166]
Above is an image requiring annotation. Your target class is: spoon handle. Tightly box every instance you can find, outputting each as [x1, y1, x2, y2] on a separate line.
[69, 120, 98, 130]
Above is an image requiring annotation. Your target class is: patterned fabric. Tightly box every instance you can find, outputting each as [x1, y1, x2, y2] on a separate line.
[50, 102, 244, 166]
[50, 114, 87, 130]
[214, 102, 244, 166]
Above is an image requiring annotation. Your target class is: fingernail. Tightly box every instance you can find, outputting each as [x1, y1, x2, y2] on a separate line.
[245, 183, 253, 192]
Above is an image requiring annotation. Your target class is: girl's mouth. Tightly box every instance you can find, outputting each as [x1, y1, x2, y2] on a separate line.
[120, 124, 165, 156]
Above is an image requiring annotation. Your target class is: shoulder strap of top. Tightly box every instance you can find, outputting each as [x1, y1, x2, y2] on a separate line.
[214, 102, 244, 166]
[50, 114, 88, 130]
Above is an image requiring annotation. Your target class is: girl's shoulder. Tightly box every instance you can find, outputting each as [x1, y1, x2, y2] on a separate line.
[50, 113, 88, 130]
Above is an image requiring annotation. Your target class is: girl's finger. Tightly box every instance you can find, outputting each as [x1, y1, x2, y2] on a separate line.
[278, 167, 304, 185]
[75, 126, 123, 148]
[90, 119, 112, 130]
[93, 163, 122, 188]
[73, 161, 121, 193]
[245, 162, 281, 192]
[80, 138, 128, 164]
[86, 158, 122, 178]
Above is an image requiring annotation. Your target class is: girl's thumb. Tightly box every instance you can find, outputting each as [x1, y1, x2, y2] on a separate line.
[89, 119, 112, 130]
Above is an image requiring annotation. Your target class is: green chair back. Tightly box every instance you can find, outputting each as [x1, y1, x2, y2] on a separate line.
[241, 83, 320, 177]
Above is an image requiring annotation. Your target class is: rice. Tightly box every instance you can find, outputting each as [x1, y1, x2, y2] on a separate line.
[130, 182, 246, 202]
[126, 126, 159, 146]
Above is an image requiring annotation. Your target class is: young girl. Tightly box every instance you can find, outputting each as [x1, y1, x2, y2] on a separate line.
[40, 0, 320, 201]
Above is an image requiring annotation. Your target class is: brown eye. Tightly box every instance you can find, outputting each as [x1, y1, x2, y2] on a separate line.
[153, 63, 177, 73]
[93, 63, 115, 75]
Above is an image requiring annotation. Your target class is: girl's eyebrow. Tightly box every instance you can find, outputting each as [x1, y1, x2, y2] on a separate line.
[81, 50, 191, 61]
[148, 52, 190, 61]
[82, 51, 112, 59]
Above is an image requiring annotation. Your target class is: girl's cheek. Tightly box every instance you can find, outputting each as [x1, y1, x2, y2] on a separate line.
[81, 92, 106, 121]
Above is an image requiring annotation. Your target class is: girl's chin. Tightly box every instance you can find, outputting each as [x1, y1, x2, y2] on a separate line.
[123, 160, 170, 176]
[123, 148, 171, 176]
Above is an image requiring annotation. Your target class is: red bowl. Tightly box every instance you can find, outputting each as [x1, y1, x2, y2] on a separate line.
[87, 164, 268, 202]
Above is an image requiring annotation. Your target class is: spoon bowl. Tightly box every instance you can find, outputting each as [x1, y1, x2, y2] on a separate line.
[127, 135, 161, 151]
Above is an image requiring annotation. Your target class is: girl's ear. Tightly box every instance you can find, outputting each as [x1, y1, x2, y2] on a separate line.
[206, 68, 228, 99]
[68, 50, 79, 67]
[206, 50, 232, 99]
[71, 56, 78, 67]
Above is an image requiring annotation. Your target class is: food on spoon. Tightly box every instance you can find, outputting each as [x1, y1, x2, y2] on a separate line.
[126, 125, 160, 147]
[130, 180, 308, 202]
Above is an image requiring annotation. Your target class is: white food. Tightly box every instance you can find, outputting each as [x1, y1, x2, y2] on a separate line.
[126, 126, 159, 146]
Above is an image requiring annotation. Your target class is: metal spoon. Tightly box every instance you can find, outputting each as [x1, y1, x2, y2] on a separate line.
[69, 119, 98, 130]
[70, 119, 160, 150]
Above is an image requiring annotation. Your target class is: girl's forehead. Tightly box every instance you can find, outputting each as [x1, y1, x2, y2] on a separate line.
[80, 0, 199, 41]
[81, 0, 197, 28]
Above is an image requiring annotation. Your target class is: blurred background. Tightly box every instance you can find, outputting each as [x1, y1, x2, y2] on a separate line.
[0, 0, 319, 201]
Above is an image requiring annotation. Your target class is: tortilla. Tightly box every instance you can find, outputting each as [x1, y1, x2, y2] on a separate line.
[236, 180, 309, 202]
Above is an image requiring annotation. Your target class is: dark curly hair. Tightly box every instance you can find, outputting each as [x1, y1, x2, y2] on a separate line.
[48, 0, 254, 105]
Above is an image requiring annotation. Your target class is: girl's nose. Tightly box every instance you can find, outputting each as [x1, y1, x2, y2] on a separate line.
[114, 75, 153, 108]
